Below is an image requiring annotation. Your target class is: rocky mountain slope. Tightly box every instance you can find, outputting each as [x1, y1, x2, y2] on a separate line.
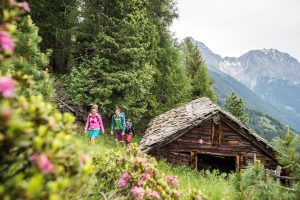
[193, 39, 300, 132]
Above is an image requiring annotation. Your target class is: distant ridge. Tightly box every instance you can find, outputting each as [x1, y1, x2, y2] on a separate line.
[192, 38, 300, 132]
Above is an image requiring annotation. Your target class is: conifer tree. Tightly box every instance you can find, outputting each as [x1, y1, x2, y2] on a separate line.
[68, 0, 158, 121]
[149, 34, 192, 116]
[273, 126, 300, 198]
[225, 92, 249, 124]
[27, 0, 77, 72]
[12, 15, 54, 100]
[231, 160, 284, 200]
[180, 37, 216, 102]
[143, 0, 192, 117]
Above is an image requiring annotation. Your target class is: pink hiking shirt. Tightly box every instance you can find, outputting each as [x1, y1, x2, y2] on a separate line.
[84, 113, 105, 133]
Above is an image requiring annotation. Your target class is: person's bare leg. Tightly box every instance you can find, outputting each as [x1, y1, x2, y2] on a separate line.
[91, 137, 95, 144]
[115, 139, 119, 147]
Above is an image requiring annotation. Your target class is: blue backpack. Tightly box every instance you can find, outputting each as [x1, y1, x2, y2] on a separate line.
[120, 112, 126, 120]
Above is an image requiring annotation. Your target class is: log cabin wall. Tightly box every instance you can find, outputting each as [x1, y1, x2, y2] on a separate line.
[152, 115, 277, 171]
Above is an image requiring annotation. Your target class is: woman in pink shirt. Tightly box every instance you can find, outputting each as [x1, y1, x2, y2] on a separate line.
[84, 105, 105, 144]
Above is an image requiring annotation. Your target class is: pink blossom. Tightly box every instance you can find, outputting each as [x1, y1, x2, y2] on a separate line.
[148, 191, 160, 199]
[133, 157, 142, 164]
[117, 172, 129, 187]
[28, 153, 54, 173]
[28, 152, 39, 161]
[0, 31, 15, 53]
[137, 171, 152, 187]
[142, 157, 148, 163]
[165, 176, 179, 186]
[2, 108, 12, 117]
[174, 190, 181, 198]
[0, 77, 15, 97]
[80, 154, 90, 166]
[131, 186, 145, 200]
[141, 172, 152, 181]
[137, 180, 143, 187]
[36, 155, 54, 173]
[16, 2, 30, 12]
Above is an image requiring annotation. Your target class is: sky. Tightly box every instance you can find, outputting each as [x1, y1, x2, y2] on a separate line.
[171, 0, 300, 60]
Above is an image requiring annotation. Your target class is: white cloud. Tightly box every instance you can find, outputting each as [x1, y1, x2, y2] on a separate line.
[171, 0, 300, 60]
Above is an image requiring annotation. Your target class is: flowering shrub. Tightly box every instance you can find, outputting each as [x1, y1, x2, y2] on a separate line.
[0, 77, 15, 97]
[0, 0, 29, 58]
[0, 30, 15, 54]
[0, 1, 92, 199]
[1, 0, 53, 100]
[0, 90, 93, 199]
[92, 144, 182, 200]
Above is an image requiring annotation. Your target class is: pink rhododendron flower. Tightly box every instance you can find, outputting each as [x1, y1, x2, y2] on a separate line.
[0, 77, 15, 97]
[2, 108, 12, 117]
[137, 180, 142, 187]
[132, 157, 142, 164]
[28, 152, 39, 161]
[142, 157, 148, 163]
[80, 154, 90, 166]
[0, 31, 15, 53]
[36, 155, 54, 173]
[16, 1, 30, 12]
[131, 186, 145, 200]
[165, 176, 179, 186]
[174, 190, 181, 198]
[148, 191, 160, 199]
[28, 153, 54, 173]
[117, 172, 129, 187]
[141, 172, 152, 181]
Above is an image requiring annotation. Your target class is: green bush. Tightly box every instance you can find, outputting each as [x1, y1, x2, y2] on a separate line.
[91, 144, 182, 200]
[230, 160, 286, 200]
[0, 93, 92, 199]
[0, 2, 91, 199]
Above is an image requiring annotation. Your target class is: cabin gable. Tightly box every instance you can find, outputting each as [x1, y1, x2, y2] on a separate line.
[152, 115, 277, 172]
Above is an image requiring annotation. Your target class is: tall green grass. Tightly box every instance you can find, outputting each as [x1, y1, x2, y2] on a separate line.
[157, 160, 234, 199]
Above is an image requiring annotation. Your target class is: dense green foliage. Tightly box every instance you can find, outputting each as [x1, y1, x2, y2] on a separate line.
[225, 92, 249, 124]
[67, 0, 200, 124]
[149, 35, 191, 117]
[231, 160, 285, 200]
[13, 16, 54, 100]
[0, 95, 92, 199]
[27, 0, 77, 72]
[1, 14, 54, 100]
[247, 108, 285, 141]
[273, 127, 300, 198]
[93, 144, 182, 199]
[68, 0, 159, 121]
[180, 37, 216, 102]
[0, 1, 91, 199]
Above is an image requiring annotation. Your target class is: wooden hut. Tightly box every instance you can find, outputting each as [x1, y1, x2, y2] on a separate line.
[139, 98, 278, 173]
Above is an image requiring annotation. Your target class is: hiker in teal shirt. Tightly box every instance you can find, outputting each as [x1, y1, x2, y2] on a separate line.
[111, 106, 126, 146]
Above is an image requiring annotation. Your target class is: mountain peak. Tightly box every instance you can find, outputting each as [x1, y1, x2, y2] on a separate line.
[192, 38, 300, 86]
[191, 38, 223, 69]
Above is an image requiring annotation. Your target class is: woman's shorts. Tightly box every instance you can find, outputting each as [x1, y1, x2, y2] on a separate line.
[124, 134, 132, 143]
[114, 130, 123, 141]
[88, 129, 100, 138]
